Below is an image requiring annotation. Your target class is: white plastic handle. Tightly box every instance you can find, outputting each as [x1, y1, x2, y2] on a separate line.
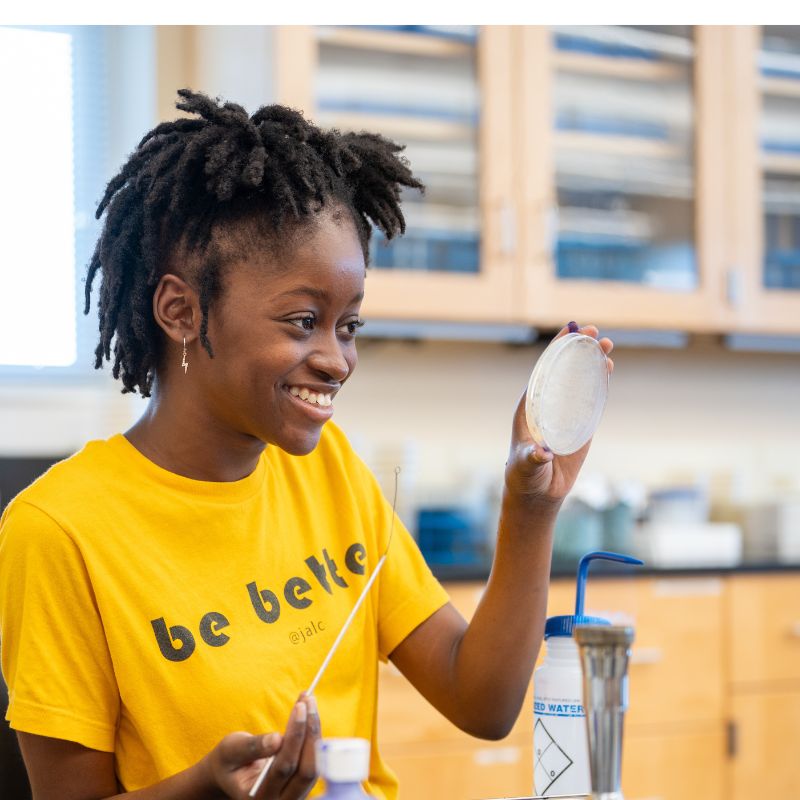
[630, 646, 664, 665]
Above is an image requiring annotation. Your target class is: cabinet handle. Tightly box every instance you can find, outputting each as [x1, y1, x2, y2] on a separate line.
[727, 719, 738, 758]
[630, 646, 664, 665]
[473, 746, 520, 766]
[544, 204, 559, 260]
[789, 622, 800, 638]
[498, 202, 516, 257]
[726, 267, 743, 309]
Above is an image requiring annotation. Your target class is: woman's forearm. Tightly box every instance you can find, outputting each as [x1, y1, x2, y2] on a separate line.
[447, 492, 559, 738]
[103, 758, 220, 800]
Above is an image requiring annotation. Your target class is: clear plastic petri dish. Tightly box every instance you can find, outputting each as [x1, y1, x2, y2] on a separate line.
[525, 333, 609, 456]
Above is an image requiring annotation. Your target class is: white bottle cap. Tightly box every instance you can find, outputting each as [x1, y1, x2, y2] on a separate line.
[315, 738, 370, 783]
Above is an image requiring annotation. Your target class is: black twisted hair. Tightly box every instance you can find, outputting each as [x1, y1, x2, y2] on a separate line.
[84, 88, 424, 397]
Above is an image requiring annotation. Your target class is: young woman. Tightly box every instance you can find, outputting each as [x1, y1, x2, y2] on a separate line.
[0, 90, 613, 800]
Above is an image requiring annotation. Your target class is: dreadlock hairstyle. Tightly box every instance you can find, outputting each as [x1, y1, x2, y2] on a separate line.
[84, 88, 424, 397]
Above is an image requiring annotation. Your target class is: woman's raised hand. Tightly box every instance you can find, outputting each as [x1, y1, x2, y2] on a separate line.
[504, 322, 614, 510]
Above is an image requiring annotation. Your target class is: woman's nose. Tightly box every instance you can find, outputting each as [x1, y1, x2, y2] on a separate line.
[309, 334, 351, 382]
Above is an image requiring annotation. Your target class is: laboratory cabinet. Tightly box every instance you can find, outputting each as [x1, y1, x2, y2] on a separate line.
[726, 573, 800, 799]
[728, 691, 800, 798]
[157, 25, 800, 334]
[271, 24, 726, 331]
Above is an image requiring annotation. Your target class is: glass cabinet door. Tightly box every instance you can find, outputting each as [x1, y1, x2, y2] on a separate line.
[315, 26, 480, 275]
[552, 25, 697, 291]
[519, 26, 727, 331]
[274, 26, 517, 324]
[761, 26, 800, 293]
[727, 25, 800, 334]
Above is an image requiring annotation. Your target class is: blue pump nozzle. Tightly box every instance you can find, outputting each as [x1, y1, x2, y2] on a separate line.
[544, 550, 644, 639]
[574, 550, 644, 617]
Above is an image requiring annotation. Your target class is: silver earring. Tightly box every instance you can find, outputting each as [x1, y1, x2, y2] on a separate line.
[181, 337, 188, 374]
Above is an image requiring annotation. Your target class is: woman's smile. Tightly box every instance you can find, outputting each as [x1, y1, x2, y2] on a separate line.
[283, 384, 336, 421]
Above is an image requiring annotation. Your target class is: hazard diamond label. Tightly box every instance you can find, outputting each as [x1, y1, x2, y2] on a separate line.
[533, 718, 574, 795]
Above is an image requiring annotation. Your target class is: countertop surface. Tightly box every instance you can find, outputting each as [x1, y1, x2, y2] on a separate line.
[431, 558, 800, 582]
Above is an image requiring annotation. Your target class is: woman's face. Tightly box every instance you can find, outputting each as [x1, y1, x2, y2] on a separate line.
[196, 212, 366, 456]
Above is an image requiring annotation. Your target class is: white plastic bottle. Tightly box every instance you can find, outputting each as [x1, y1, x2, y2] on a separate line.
[316, 738, 376, 799]
[533, 550, 642, 797]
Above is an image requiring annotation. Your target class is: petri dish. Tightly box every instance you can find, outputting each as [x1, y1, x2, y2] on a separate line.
[525, 333, 609, 456]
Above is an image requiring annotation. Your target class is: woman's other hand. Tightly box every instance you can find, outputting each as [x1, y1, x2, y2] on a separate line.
[207, 695, 320, 800]
[504, 322, 614, 510]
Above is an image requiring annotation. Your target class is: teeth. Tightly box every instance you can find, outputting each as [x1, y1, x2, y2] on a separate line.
[288, 387, 333, 407]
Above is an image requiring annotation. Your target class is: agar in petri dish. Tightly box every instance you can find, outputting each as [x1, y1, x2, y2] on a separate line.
[525, 333, 609, 456]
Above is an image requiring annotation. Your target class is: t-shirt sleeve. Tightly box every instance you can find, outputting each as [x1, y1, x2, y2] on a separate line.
[343, 456, 449, 661]
[0, 499, 119, 751]
[376, 516, 450, 661]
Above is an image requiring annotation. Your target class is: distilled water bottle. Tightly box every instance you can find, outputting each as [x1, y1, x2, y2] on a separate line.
[533, 551, 641, 797]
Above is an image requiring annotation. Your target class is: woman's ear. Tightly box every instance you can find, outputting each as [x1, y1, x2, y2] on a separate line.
[152, 273, 200, 344]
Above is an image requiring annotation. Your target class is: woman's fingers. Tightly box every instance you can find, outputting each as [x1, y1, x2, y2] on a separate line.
[280, 695, 321, 799]
[259, 702, 309, 799]
[218, 731, 282, 770]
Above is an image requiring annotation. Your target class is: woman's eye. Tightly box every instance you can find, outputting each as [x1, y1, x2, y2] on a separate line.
[289, 316, 316, 331]
[340, 319, 365, 337]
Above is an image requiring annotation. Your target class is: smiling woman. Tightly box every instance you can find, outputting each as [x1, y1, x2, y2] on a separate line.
[169, 208, 368, 458]
[0, 88, 612, 800]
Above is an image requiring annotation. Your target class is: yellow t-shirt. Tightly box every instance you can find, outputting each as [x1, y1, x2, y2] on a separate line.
[0, 423, 449, 798]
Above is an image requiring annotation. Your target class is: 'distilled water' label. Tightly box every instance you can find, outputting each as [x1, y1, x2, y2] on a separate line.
[533, 694, 591, 796]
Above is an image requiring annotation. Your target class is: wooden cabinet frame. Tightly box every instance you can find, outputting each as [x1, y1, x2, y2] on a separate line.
[725, 26, 800, 334]
[273, 26, 519, 324]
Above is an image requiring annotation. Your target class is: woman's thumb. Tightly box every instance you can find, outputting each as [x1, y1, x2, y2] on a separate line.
[221, 731, 282, 767]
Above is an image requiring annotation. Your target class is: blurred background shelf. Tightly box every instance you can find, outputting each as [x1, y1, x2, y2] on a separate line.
[762, 152, 800, 173]
[760, 76, 800, 98]
[313, 112, 475, 141]
[551, 49, 687, 81]
[554, 130, 685, 160]
[316, 26, 475, 57]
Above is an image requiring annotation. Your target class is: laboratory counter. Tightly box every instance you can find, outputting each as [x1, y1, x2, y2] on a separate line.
[431, 558, 800, 582]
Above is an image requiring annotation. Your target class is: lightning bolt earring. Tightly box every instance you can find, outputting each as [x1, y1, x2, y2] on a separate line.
[181, 337, 188, 374]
